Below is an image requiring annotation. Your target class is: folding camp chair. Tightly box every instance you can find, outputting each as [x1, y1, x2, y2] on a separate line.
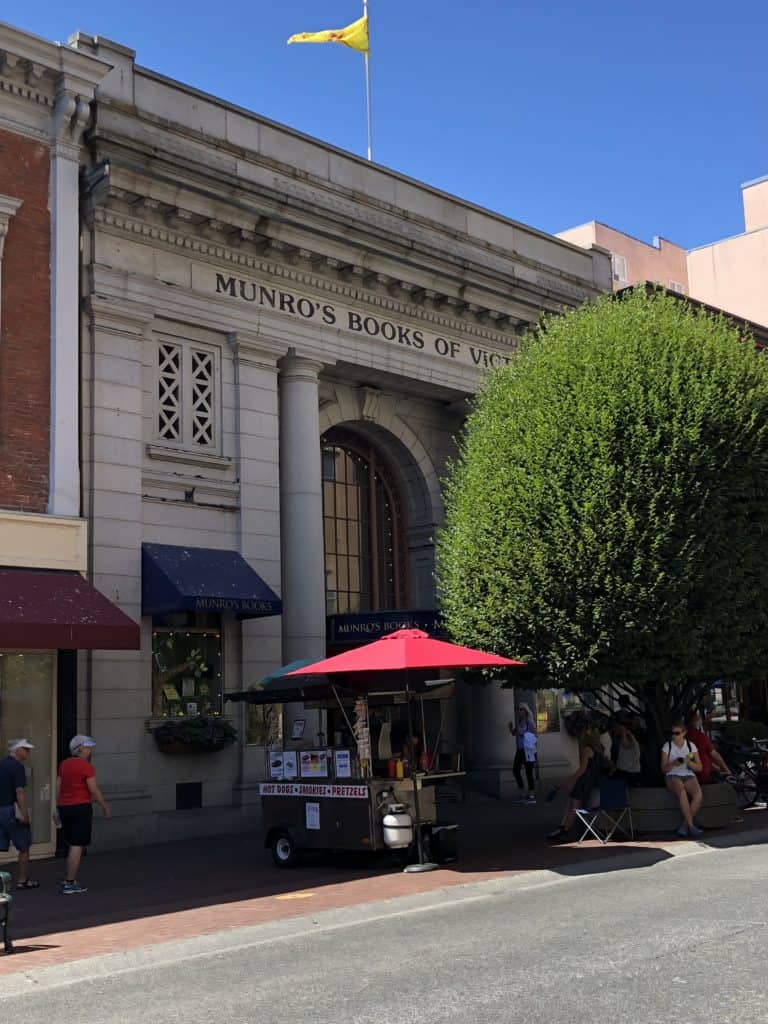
[575, 778, 634, 844]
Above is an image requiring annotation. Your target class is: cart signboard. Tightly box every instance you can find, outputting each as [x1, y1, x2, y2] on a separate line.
[259, 782, 368, 799]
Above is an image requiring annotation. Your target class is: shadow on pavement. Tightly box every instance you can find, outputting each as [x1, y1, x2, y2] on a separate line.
[4, 792, 765, 946]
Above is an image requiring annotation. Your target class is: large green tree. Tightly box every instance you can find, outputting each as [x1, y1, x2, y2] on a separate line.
[437, 288, 768, 741]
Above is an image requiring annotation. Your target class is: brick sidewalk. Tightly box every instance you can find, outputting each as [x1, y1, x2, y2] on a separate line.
[0, 794, 764, 977]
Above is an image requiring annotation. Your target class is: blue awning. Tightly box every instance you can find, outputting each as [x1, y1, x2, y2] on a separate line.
[141, 543, 282, 618]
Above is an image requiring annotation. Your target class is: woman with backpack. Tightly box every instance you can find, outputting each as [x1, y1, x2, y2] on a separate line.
[662, 721, 703, 838]
[546, 727, 606, 842]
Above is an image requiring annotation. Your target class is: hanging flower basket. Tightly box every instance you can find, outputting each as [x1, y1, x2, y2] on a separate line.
[152, 715, 237, 754]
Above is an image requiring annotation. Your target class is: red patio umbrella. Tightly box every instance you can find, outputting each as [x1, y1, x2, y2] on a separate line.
[286, 629, 523, 872]
[284, 628, 524, 675]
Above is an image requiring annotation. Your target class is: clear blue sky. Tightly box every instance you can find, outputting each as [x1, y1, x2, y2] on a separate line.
[6, 1, 767, 249]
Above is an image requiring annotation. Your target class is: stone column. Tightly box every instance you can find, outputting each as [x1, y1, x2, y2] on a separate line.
[229, 332, 283, 804]
[82, 295, 154, 843]
[278, 354, 327, 743]
[470, 682, 521, 799]
[49, 90, 92, 516]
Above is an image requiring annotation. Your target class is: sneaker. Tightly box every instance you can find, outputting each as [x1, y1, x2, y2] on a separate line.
[688, 824, 704, 837]
[61, 880, 88, 895]
[546, 826, 568, 842]
[525, 795, 537, 804]
[676, 826, 689, 838]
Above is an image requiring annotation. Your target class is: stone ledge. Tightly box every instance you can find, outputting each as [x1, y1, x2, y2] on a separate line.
[629, 781, 738, 833]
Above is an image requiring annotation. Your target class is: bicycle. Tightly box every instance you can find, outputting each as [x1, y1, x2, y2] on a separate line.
[719, 738, 768, 808]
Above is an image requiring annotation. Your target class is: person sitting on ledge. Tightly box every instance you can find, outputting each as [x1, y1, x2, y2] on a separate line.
[612, 721, 642, 786]
[685, 709, 731, 784]
[662, 721, 703, 838]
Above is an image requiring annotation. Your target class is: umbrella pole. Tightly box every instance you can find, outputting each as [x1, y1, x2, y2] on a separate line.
[403, 673, 437, 873]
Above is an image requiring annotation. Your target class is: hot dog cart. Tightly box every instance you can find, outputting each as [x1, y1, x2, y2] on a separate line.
[226, 674, 464, 868]
[226, 628, 522, 870]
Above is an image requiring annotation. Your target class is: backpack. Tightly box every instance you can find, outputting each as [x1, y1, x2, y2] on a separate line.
[665, 738, 694, 770]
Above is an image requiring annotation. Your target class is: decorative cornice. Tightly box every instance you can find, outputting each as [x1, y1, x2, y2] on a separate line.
[91, 205, 531, 347]
[227, 330, 283, 369]
[84, 293, 156, 334]
[0, 30, 110, 124]
[51, 88, 93, 159]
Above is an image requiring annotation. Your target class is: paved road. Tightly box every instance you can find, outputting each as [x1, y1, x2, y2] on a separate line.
[2, 842, 767, 1023]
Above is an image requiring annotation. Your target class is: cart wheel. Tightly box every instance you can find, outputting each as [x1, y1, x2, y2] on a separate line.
[271, 830, 301, 868]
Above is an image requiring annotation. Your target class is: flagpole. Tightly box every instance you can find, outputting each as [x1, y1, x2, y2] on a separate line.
[364, 0, 373, 161]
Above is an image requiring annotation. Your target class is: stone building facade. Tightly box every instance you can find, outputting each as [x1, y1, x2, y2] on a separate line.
[3, 20, 612, 852]
[62, 30, 611, 844]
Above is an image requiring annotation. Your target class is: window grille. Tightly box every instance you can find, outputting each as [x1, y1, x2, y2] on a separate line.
[157, 342, 182, 442]
[155, 340, 218, 450]
[190, 349, 214, 446]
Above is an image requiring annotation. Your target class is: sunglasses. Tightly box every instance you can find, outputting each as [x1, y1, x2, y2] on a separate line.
[671, 730, 684, 736]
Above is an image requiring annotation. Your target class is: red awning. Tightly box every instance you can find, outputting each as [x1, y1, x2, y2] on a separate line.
[0, 569, 140, 650]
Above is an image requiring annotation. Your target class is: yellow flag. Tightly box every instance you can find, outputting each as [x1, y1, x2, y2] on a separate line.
[287, 14, 369, 54]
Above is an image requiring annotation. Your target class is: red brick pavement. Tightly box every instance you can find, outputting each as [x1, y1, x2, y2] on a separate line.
[0, 797, 764, 977]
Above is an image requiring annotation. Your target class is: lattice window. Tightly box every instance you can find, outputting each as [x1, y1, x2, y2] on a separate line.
[157, 342, 182, 442]
[190, 349, 214, 446]
[155, 340, 219, 450]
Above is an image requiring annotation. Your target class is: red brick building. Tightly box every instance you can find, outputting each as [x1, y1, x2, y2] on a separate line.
[0, 23, 139, 864]
[0, 126, 51, 511]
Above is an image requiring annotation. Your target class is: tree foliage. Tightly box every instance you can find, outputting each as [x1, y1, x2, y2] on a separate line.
[437, 288, 768, 728]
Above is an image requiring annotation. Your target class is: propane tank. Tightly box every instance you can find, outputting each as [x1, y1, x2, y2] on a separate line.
[382, 803, 414, 849]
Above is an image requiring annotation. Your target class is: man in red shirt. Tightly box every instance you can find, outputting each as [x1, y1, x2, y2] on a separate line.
[56, 735, 110, 895]
[686, 710, 731, 784]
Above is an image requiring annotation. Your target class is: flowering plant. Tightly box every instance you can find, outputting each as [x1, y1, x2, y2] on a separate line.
[152, 715, 237, 752]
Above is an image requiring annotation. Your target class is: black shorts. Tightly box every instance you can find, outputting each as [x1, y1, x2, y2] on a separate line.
[58, 803, 93, 847]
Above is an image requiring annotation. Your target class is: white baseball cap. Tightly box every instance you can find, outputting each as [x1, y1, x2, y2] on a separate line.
[8, 738, 34, 753]
[69, 734, 96, 753]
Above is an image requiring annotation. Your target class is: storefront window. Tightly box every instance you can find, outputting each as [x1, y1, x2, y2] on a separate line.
[0, 652, 55, 853]
[245, 704, 283, 747]
[536, 689, 563, 733]
[151, 613, 223, 717]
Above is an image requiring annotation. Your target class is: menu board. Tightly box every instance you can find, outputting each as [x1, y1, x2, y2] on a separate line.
[268, 750, 298, 780]
[299, 749, 329, 779]
[334, 749, 352, 778]
[305, 802, 320, 830]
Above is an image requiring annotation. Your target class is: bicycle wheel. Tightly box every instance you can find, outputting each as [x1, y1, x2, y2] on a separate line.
[734, 771, 758, 808]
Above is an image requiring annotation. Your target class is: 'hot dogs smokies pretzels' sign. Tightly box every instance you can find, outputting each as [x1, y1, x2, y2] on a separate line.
[259, 783, 368, 799]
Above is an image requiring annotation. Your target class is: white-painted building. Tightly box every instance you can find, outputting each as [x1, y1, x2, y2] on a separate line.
[9, 25, 611, 850]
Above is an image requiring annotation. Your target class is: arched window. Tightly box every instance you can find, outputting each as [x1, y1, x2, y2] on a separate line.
[321, 430, 408, 615]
